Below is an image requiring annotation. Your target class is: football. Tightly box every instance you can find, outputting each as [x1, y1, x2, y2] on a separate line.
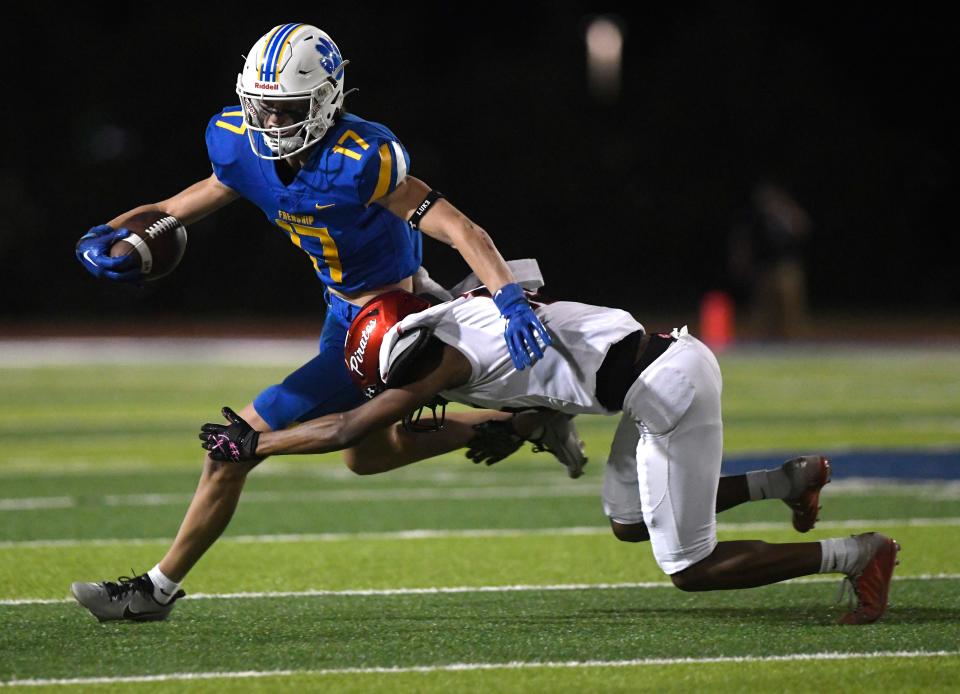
[109, 211, 188, 281]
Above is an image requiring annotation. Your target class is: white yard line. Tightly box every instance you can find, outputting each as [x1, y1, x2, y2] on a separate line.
[0, 497, 74, 511]
[4, 574, 959, 607]
[100, 485, 599, 507]
[3, 517, 960, 550]
[0, 526, 609, 549]
[0, 485, 598, 512]
[0, 337, 316, 367]
[1, 650, 957, 687]
[4, 478, 960, 511]
[719, 517, 960, 531]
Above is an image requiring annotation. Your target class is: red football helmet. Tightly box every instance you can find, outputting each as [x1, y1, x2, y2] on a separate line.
[344, 290, 431, 399]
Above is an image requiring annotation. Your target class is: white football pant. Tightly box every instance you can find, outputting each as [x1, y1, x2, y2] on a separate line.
[602, 330, 724, 574]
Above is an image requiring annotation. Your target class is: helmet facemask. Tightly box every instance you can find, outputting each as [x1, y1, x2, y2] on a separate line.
[235, 24, 348, 161]
[237, 72, 345, 160]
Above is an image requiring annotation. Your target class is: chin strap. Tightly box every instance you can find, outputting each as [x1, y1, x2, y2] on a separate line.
[401, 397, 448, 433]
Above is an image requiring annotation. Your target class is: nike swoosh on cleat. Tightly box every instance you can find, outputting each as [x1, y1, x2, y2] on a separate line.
[82, 250, 96, 264]
[315, 203, 336, 210]
[122, 605, 167, 620]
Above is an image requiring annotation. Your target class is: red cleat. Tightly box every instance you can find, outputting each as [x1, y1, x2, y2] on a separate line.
[782, 455, 831, 532]
[838, 533, 900, 625]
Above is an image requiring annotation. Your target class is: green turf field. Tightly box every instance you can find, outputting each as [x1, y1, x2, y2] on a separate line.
[1, 345, 959, 691]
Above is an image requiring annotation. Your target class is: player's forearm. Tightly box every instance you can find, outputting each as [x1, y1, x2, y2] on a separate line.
[107, 175, 238, 229]
[392, 179, 515, 294]
[107, 204, 166, 229]
[452, 222, 515, 295]
[256, 413, 354, 456]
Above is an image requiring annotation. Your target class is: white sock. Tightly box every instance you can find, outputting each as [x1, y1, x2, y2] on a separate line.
[819, 537, 861, 575]
[147, 565, 181, 604]
[745, 468, 792, 501]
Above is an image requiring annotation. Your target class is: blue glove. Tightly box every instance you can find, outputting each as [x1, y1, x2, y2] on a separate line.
[493, 282, 552, 370]
[75, 224, 142, 282]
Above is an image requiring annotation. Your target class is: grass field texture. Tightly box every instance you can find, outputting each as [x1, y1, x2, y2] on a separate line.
[1, 344, 958, 691]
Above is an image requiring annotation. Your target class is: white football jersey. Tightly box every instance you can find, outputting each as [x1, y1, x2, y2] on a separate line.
[384, 296, 644, 415]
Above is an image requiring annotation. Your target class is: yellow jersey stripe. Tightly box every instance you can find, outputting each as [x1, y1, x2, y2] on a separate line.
[319, 235, 342, 282]
[332, 146, 362, 161]
[276, 221, 302, 248]
[276, 221, 342, 283]
[337, 130, 370, 150]
[368, 143, 394, 204]
[295, 226, 343, 282]
[215, 120, 246, 135]
[332, 130, 370, 161]
[289, 226, 328, 240]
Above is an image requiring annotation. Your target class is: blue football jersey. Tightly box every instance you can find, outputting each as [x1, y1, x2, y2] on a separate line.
[205, 109, 421, 293]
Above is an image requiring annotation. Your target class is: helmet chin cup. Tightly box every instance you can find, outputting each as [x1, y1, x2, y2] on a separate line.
[236, 24, 348, 161]
[262, 130, 305, 156]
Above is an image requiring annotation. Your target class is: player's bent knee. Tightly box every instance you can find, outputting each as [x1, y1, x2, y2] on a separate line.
[342, 453, 382, 476]
[670, 570, 696, 591]
[343, 423, 416, 476]
[670, 563, 709, 592]
[202, 454, 255, 484]
[610, 520, 650, 543]
[342, 446, 394, 476]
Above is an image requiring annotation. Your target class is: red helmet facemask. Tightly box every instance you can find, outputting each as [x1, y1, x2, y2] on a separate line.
[344, 290, 431, 399]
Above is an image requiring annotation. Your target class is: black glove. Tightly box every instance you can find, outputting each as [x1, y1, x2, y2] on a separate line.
[199, 407, 260, 463]
[465, 419, 523, 466]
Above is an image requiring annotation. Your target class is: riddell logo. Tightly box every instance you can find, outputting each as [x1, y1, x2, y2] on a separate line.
[349, 319, 377, 376]
[255, 82, 280, 90]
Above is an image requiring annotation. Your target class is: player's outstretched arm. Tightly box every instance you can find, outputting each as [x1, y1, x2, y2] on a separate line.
[377, 176, 552, 370]
[201, 344, 471, 462]
[77, 174, 239, 282]
[107, 173, 239, 229]
[378, 176, 513, 292]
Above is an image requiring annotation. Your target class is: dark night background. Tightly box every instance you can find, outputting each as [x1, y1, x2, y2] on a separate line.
[1, 3, 956, 331]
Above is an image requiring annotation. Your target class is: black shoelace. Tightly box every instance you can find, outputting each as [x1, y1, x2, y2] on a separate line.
[103, 572, 151, 601]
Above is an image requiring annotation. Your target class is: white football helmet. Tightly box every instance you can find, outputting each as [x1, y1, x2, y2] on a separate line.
[236, 24, 348, 160]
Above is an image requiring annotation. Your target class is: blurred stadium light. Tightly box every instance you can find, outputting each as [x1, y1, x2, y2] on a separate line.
[585, 15, 624, 104]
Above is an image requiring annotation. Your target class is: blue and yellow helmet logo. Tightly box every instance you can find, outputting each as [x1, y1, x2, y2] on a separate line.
[314, 35, 343, 75]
